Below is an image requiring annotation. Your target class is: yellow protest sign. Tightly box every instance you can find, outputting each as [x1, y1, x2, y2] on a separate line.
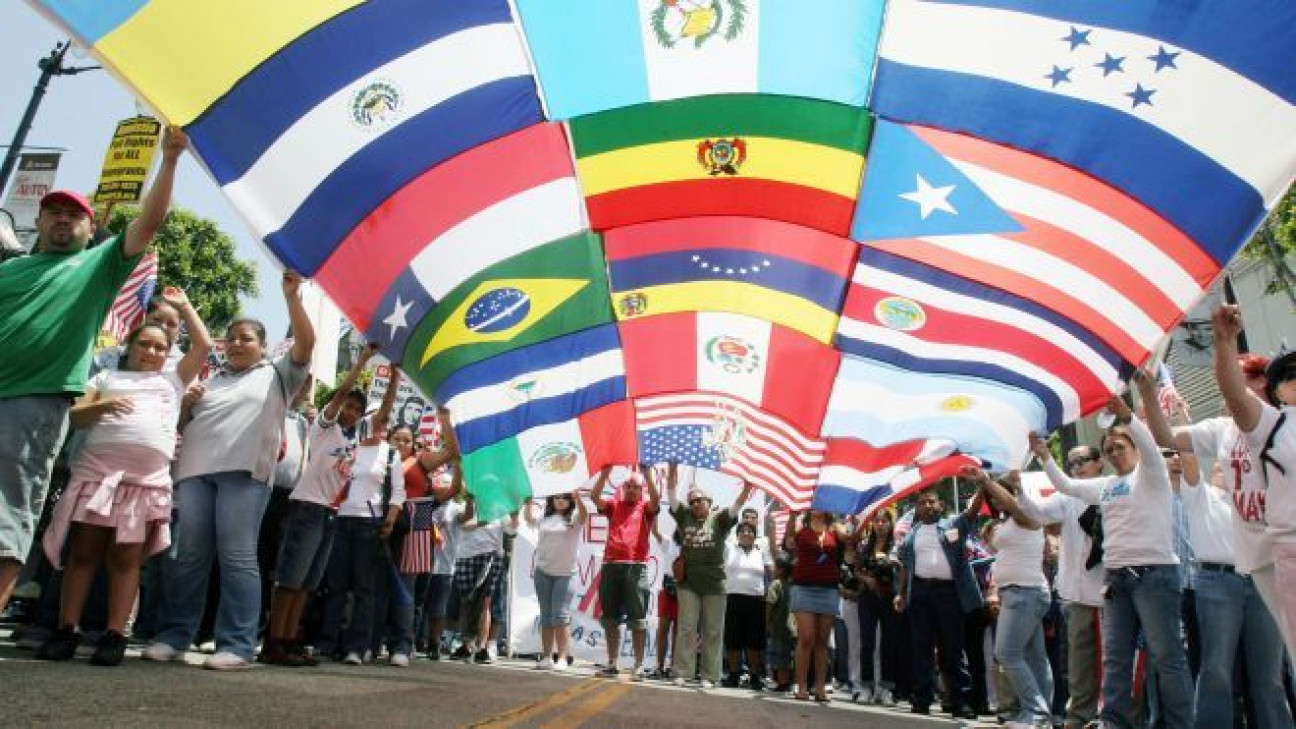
[93, 116, 161, 204]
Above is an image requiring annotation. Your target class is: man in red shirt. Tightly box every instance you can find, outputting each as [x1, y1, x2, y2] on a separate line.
[593, 464, 661, 679]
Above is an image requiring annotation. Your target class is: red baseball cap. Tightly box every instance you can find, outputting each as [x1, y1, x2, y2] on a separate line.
[39, 190, 94, 220]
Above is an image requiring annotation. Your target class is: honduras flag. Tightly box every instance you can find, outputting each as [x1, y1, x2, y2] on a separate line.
[870, 0, 1296, 266]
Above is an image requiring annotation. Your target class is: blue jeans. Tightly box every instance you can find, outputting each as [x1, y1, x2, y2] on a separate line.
[1193, 568, 1291, 729]
[534, 570, 573, 628]
[155, 472, 271, 660]
[1101, 565, 1194, 729]
[995, 586, 1054, 723]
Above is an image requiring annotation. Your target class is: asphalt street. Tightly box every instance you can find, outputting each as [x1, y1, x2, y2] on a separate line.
[0, 637, 999, 728]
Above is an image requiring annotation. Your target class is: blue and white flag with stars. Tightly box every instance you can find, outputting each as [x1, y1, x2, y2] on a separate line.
[870, 0, 1296, 265]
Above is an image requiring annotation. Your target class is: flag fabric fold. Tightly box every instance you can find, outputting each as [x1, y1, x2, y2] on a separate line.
[812, 437, 980, 516]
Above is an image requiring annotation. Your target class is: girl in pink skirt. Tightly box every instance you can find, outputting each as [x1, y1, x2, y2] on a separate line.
[37, 287, 210, 666]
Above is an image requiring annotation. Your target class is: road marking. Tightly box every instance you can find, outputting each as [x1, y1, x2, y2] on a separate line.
[464, 678, 603, 728]
[537, 681, 633, 729]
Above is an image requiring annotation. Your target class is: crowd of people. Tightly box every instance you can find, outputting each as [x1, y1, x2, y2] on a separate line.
[1, 129, 1295, 729]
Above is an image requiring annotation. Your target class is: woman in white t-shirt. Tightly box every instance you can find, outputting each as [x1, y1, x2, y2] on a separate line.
[523, 491, 588, 670]
[37, 288, 210, 667]
[1032, 387, 1195, 729]
[968, 469, 1054, 729]
[723, 521, 772, 690]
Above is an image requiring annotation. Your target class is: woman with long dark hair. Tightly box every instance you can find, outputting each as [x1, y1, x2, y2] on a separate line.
[788, 509, 850, 702]
[524, 491, 588, 670]
[854, 508, 901, 705]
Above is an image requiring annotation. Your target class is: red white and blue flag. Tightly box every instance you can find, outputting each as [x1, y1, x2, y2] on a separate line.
[103, 250, 158, 342]
[399, 497, 443, 575]
[812, 437, 981, 517]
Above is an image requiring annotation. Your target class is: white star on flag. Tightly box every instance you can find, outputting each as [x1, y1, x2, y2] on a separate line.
[382, 296, 414, 340]
[899, 174, 958, 219]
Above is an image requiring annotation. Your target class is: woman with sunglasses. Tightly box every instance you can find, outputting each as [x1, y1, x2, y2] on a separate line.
[523, 489, 588, 670]
[1031, 385, 1194, 729]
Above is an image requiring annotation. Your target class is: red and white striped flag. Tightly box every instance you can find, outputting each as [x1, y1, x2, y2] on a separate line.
[398, 497, 442, 575]
[636, 391, 827, 510]
[102, 251, 158, 341]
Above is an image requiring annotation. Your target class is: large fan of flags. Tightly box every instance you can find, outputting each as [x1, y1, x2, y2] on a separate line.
[35, 0, 1296, 520]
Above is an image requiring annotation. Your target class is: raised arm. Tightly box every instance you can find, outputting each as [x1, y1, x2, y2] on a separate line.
[123, 126, 185, 258]
[281, 271, 315, 366]
[730, 480, 755, 518]
[966, 468, 1040, 529]
[1212, 304, 1262, 433]
[1031, 431, 1104, 504]
[164, 287, 212, 386]
[1135, 362, 1179, 451]
[643, 464, 661, 514]
[323, 344, 376, 422]
[574, 488, 589, 526]
[370, 366, 400, 441]
[436, 405, 460, 459]
[592, 465, 613, 512]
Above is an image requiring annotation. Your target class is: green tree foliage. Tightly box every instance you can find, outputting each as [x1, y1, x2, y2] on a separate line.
[104, 205, 258, 332]
[1240, 183, 1295, 306]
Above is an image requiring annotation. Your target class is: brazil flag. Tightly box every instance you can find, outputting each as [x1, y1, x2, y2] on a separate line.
[403, 233, 613, 394]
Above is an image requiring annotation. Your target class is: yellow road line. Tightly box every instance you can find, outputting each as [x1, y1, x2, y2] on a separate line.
[537, 682, 633, 729]
[463, 678, 603, 729]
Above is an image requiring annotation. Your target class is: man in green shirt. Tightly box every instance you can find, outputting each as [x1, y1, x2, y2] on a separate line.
[0, 127, 187, 614]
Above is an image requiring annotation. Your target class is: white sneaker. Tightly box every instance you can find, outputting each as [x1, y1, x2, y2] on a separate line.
[535, 657, 554, 670]
[390, 653, 410, 667]
[197, 640, 217, 654]
[203, 651, 252, 671]
[874, 688, 895, 706]
[673, 677, 687, 687]
[142, 642, 184, 662]
[551, 657, 567, 672]
[630, 665, 646, 682]
[343, 651, 363, 665]
[699, 679, 715, 690]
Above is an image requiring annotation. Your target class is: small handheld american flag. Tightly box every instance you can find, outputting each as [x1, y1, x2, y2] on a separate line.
[102, 251, 158, 341]
[399, 497, 443, 575]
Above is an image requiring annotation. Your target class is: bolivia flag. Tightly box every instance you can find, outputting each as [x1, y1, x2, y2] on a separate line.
[605, 216, 856, 344]
[461, 401, 638, 521]
[402, 233, 613, 394]
[570, 94, 872, 236]
[619, 311, 840, 437]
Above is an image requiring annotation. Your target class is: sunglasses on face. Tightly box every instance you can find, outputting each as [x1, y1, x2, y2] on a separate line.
[1160, 449, 1179, 458]
[1066, 455, 1099, 469]
[689, 498, 708, 505]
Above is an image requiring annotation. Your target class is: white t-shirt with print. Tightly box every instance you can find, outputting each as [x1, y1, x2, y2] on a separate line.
[1185, 416, 1273, 572]
[83, 369, 185, 457]
[1044, 417, 1178, 569]
[1246, 404, 1296, 542]
[337, 441, 405, 518]
[290, 412, 355, 507]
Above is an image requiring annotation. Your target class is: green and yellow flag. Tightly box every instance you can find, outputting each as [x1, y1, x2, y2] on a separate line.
[403, 233, 613, 394]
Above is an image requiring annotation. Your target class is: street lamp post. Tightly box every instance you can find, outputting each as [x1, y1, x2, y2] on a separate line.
[0, 41, 100, 199]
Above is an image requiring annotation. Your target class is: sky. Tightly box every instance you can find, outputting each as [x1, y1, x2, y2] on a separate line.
[0, 4, 291, 338]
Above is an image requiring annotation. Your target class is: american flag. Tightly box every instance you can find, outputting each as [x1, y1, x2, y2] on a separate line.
[102, 251, 158, 341]
[398, 497, 442, 575]
[636, 391, 826, 510]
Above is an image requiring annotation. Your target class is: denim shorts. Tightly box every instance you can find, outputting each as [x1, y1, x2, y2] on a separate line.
[534, 570, 574, 628]
[789, 584, 840, 617]
[272, 500, 335, 590]
[0, 396, 70, 562]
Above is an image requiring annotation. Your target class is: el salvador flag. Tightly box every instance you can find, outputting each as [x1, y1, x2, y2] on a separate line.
[870, 0, 1296, 265]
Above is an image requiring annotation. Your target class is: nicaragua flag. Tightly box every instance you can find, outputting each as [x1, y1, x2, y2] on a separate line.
[870, 0, 1296, 266]
[619, 311, 840, 438]
[437, 325, 627, 455]
[514, 0, 883, 119]
[812, 438, 980, 516]
[604, 216, 856, 345]
[823, 354, 1047, 471]
[462, 402, 638, 522]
